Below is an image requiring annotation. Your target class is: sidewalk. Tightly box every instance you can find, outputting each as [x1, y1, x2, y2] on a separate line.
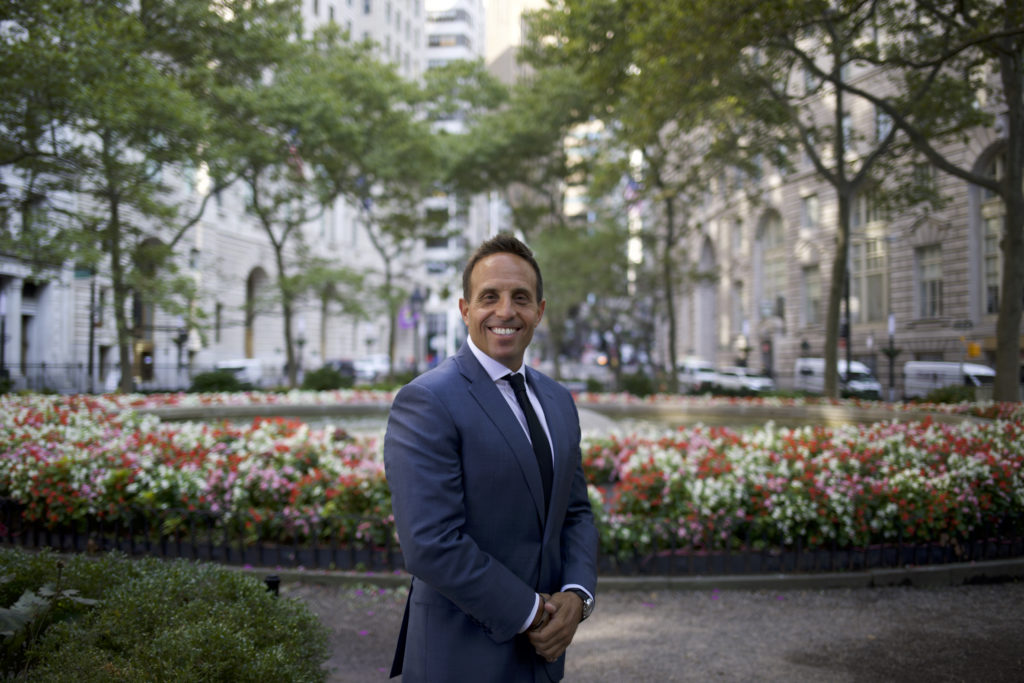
[278, 562, 1024, 682]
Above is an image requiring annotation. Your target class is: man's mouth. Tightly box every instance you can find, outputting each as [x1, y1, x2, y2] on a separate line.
[490, 326, 518, 336]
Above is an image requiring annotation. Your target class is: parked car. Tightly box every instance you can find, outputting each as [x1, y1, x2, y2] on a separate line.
[323, 359, 357, 382]
[793, 357, 882, 398]
[678, 357, 720, 393]
[215, 358, 264, 386]
[354, 354, 392, 382]
[715, 366, 776, 393]
[903, 360, 995, 399]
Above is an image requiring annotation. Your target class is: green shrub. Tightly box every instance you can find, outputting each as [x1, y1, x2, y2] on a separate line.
[188, 369, 250, 393]
[620, 371, 655, 397]
[922, 384, 976, 404]
[301, 366, 353, 391]
[585, 377, 605, 393]
[0, 549, 329, 682]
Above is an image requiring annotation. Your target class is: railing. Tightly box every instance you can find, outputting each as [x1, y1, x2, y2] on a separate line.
[2, 362, 289, 394]
[0, 500, 401, 572]
[3, 499, 1022, 575]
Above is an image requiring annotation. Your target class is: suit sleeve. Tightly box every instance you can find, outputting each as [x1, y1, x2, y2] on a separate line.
[383, 381, 538, 644]
[557, 397, 599, 595]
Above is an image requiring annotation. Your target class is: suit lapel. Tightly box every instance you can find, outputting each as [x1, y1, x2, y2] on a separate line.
[526, 367, 569, 536]
[457, 347, 547, 523]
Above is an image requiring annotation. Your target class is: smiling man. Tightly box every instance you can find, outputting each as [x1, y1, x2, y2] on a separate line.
[383, 233, 598, 682]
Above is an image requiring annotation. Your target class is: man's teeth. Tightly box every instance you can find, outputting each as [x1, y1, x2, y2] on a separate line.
[492, 327, 517, 335]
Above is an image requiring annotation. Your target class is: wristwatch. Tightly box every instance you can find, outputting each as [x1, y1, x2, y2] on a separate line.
[566, 589, 595, 621]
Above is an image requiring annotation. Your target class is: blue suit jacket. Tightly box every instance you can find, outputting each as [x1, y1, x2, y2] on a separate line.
[383, 344, 598, 682]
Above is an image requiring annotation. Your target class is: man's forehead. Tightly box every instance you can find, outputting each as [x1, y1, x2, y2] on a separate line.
[470, 253, 537, 292]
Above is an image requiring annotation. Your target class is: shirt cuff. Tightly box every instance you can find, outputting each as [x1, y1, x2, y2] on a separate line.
[518, 593, 542, 634]
[561, 583, 593, 601]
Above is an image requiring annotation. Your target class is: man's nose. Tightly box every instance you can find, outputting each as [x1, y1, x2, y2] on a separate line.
[495, 294, 514, 317]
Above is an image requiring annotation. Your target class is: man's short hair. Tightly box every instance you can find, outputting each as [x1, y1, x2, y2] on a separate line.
[462, 233, 544, 302]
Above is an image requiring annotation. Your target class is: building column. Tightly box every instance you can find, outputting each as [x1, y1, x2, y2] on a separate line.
[1, 277, 23, 388]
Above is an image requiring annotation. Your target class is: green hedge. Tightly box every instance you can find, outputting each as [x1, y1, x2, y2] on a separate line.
[188, 369, 252, 393]
[0, 548, 328, 682]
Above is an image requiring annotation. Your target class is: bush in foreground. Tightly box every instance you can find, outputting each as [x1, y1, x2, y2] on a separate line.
[0, 548, 329, 682]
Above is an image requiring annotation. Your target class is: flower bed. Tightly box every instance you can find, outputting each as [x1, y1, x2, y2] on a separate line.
[2, 393, 1023, 567]
[585, 419, 1024, 559]
[0, 394, 390, 546]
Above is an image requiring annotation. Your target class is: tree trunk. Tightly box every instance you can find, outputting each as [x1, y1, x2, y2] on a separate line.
[660, 192, 680, 393]
[108, 202, 134, 394]
[825, 190, 852, 399]
[272, 238, 297, 388]
[993, 40, 1024, 402]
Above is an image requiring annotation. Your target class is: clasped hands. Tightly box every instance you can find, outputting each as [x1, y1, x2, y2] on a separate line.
[527, 592, 584, 662]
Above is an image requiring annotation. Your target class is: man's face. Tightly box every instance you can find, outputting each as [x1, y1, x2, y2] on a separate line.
[460, 252, 545, 371]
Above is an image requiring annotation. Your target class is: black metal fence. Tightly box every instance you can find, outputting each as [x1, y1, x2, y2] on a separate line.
[2, 362, 292, 395]
[3, 498, 1022, 575]
[0, 500, 402, 572]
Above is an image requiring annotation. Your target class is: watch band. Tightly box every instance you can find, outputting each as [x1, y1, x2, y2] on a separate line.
[566, 589, 594, 621]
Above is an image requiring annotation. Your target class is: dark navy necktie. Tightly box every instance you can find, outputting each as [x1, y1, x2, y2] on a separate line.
[505, 373, 553, 513]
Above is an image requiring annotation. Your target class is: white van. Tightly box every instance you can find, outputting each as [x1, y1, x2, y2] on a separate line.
[903, 361, 995, 399]
[678, 357, 719, 393]
[793, 357, 882, 398]
[215, 358, 264, 386]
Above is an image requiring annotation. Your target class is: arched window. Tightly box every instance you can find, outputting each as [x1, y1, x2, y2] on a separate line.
[245, 268, 271, 358]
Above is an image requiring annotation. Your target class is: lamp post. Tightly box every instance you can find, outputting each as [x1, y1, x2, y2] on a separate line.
[0, 292, 7, 384]
[882, 313, 900, 402]
[409, 287, 425, 374]
[173, 316, 188, 389]
[296, 317, 307, 380]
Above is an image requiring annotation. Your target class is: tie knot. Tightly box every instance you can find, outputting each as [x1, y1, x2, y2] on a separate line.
[504, 372, 527, 394]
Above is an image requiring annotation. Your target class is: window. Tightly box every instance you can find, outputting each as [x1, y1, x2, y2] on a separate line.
[802, 265, 821, 326]
[916, 244, 943, 318]
[313, 0, 319, 15]
[851, 191, 884, 229]
[427, 8, 473, 25]
[981, 152, 1006, 314]
[983, 216, 1000, 313]
[364, 0, 371, 14]
[850, 238, 887, 322]
[875, 106, 893, 141]
[803, 66, 820, 94]
[759, 215, 786, 320]
[731, 281, 744, 336]
[97, 288, 107, 327]
[731, 219, 743, 257]
[800, 194, 820, 230]
[215, 302, 222, 343]
[428, 34, 471, 48]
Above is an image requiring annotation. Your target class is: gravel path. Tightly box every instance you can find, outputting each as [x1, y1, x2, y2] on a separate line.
[282, 580, 1024, 682]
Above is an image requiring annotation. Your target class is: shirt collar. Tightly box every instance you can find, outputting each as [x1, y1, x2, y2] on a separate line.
[466, 336, 524, 383]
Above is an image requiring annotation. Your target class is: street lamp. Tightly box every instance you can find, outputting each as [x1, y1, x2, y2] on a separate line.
[882, 313, 901, 402]
[173, 316, 188, 389]
[296, 317, 307, 379]
[0, 292, 7, 384]
[409, 287, 426, 374]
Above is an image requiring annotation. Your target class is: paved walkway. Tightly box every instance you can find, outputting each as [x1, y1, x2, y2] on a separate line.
[281, 569, 1024, 682]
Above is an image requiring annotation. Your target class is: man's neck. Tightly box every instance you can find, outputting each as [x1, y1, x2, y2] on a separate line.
[465, 337, 524, 380]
